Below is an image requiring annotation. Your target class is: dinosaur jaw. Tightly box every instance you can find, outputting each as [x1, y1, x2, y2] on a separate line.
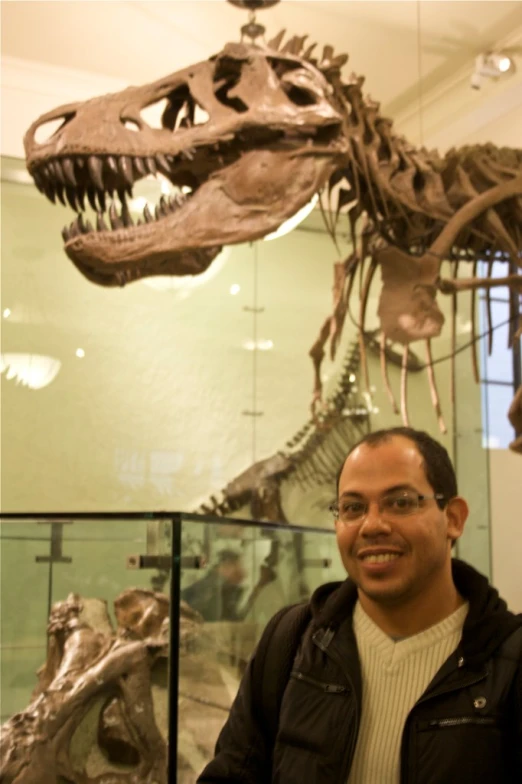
[32, 146, 336, 286]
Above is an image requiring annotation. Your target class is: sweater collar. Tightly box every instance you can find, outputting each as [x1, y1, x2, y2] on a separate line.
[310, 558, 522, 666]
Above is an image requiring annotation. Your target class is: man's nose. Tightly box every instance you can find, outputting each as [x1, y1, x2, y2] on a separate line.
[358, 502, 392, 535]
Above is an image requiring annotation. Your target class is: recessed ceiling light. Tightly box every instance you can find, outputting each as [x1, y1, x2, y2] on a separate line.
[230, 284, 241, 295]
[3, 308, 11, 318]
[75, 348, 85, 358]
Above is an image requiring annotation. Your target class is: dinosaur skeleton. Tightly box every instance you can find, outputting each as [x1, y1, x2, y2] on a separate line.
[195, 332, 421, 521]
[23, 32, 521, 450]
[0, 590, 248, 783]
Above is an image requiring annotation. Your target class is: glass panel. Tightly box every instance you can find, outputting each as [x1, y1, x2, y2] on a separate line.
[480, 295, 517, 385]
[452, 282, 491, 576]
[0, 514, 174, 782]
[1, 513, 342, 784]
[176, 514, 344, 781]
[0, 521, 51, 721]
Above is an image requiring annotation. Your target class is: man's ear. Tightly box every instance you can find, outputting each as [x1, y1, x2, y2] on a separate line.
[445, 496, 469, 544]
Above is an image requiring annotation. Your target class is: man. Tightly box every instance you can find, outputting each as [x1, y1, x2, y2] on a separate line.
[181, 549, 246, 622]
[198, 427, 522, 783]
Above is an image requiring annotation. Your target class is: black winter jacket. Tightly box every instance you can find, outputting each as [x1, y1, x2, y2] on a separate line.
[198, 560, 522, 784]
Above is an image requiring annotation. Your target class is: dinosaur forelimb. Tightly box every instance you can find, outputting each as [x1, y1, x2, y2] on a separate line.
[438, 274, 522, 294]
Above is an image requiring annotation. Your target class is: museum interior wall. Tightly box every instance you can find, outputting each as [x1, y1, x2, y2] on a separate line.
[1, 2, 521, 779]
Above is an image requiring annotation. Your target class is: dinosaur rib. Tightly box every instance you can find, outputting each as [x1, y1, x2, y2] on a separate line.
[400, 345, 410, 427]
[425, 339, 446, 434]
[380, 331, 399, 414]
[471, 261, 480, 385]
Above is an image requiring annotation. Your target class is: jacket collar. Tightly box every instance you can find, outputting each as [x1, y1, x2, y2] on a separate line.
[310, 558, 522, 667]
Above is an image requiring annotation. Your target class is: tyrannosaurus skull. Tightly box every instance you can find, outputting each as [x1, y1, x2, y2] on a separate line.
[24, 42, 344, 286]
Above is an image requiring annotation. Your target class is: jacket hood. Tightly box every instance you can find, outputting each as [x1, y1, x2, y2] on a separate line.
[309, 558, 522, 667]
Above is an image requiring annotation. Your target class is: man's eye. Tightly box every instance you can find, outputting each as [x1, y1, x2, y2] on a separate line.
[385, 495, 417, 512]
[341, 502, 365, 516]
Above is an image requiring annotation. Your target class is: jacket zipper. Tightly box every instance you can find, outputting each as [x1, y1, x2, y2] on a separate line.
[290, 669, 348, 694]
[400, 667, 488, 783]
[312, 629, 360, 784]
[427, 716, 495, 728]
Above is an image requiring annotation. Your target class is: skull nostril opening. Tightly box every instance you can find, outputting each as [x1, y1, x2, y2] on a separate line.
[33, 114, 75, 145]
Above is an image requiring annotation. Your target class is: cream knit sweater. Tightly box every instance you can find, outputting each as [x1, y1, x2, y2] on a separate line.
[347, 600, 469, 784]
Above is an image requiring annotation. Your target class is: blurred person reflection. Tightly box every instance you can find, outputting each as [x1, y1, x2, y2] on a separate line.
[182, 549, 246, 622]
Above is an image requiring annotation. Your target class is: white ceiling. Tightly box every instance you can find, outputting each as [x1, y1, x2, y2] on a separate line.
[2, 1, 522, 109]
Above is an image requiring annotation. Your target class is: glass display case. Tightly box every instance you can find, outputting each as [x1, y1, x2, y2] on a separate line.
[0, 512, 346, 783]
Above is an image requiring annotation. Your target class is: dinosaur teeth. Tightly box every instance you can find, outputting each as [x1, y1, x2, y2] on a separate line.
[55, 183, 67, 206]
[76, 186, 86, 211]
[65, 186, 78, 211]
[143, 204, 153, 223]
[62, 157, 77, 186]
[118, 156, 134, 187]
[96, 212, 108, 232]
[86, 187, 98, 212]
[87, 155, 104, 190]
[106, 155, 118, 176]
[145, 156, 157, 175]
[159, 195, 169, 217]
[155, 153, 171, 175]
[109, 200, 124, 230]
[132, 157, 147, 178]
[32, 170, 45, 193]
[121, 200, 134, 227]
[44, 182, 56, 204]
[51, 159, 66, 185]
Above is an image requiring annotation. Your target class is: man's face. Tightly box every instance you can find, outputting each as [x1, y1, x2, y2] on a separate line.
[335, 436, 466, 608]
[220, 559, 246, 586]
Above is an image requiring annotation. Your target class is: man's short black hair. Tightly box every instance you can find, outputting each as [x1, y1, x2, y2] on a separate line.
[217, 549, 241, 564]
[335, 427, 457, 509]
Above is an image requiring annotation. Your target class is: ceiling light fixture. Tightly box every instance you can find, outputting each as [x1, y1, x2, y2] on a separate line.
[471, 52, 514, 90]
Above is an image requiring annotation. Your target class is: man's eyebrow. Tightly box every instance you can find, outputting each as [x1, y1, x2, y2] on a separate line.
[339, 484, 417, 499]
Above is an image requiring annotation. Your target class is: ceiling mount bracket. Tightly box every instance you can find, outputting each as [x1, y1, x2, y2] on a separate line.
[227, 0, 281, 44]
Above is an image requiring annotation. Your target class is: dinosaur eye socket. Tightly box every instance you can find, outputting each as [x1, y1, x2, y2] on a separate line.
[282, 84, 317, 107]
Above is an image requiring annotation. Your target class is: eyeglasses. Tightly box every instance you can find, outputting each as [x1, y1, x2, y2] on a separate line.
[330, 490, 445, 525]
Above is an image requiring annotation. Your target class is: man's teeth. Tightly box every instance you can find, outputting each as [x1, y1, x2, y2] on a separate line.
[361, 553, 400, 564]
